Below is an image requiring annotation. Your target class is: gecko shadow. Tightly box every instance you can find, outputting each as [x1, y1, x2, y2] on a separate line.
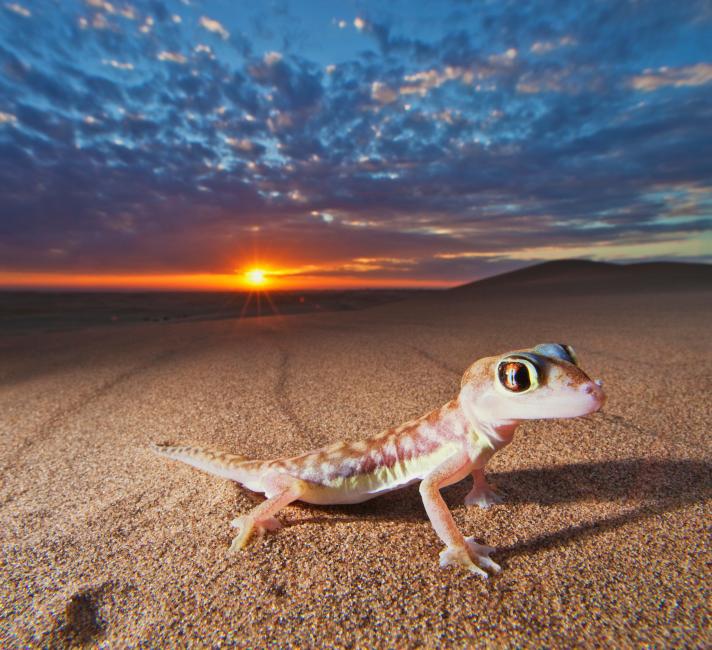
[287, 458, 711, 556]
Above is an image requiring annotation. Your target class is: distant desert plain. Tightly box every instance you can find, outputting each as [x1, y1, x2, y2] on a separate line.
[1, 260, 710, 647]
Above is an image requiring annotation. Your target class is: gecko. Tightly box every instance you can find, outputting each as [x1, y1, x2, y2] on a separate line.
[152, 342, 605, 578]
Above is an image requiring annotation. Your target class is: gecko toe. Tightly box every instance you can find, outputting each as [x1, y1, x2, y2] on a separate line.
[439, 545, 490, 579]
[229, 515, 282, 551]
[467, 565, 489, 579]
[464, 488, 504, 509]
[464, 536, 501, 572]
[479, 557, 502, 573]
[465, 538, 496, 555]
[228, 516, 255, 551]
[229, 531, 251, 552]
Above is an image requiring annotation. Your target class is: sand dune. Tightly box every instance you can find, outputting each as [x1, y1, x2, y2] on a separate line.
[450, 259, 712, 295]
[1, 261, 710, 647]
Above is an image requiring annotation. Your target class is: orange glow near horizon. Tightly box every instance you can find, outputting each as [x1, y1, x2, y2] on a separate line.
[0, 270, 453, 291]
[244, 268, 267, 287]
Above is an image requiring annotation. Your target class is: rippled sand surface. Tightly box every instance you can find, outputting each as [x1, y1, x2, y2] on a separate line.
[1, 261, 710, 647]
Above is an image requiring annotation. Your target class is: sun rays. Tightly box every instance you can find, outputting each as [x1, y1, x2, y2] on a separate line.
[237, 267, 281, 320]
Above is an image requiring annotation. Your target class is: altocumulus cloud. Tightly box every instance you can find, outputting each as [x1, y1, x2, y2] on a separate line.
[199, 15, 229, 40]
[0, 0, 710, 284]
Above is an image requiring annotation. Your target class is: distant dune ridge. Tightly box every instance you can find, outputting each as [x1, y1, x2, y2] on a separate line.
[0, 259, 709, 334]
[0, 259, 710, 646]
[450, 259, 712, 295]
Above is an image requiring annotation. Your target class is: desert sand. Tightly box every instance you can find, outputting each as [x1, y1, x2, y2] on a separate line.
[1, 261, 710, 647]
[0, 288, 429, 334]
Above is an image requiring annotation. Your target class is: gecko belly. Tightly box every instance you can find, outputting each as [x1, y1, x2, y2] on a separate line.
[296, 442, 462, 505]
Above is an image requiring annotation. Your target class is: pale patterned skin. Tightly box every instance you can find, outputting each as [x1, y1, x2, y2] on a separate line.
[153, 343, 605, 578]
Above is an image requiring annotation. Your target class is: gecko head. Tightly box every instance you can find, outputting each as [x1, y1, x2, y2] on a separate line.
[459, 343, 606, 422]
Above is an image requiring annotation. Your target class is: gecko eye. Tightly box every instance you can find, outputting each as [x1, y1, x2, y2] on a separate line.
[497, 357, 539, 393]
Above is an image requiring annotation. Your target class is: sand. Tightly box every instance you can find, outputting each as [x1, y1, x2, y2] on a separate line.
[1, 261, 710, 647]
[0, 288, 429, 334]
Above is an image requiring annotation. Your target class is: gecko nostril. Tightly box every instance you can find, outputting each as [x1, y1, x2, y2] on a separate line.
[582, 381, 606, 406]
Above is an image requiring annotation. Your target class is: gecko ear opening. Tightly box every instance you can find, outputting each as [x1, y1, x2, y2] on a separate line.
[496, 356, 539, 394]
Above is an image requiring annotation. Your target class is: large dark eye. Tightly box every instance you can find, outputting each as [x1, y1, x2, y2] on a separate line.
[498, 360, 534, 392]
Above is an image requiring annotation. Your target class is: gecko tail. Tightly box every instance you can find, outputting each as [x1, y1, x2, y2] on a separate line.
[150, 442, 255, 482]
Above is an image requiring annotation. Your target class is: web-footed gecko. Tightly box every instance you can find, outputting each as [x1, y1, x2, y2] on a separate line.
[152, 343, 605, 578]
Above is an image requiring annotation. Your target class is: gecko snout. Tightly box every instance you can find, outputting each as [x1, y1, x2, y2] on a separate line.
[581, 380, 606, 410]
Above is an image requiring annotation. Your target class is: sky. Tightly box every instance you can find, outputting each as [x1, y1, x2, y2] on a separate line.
[0, 0, 711, 290]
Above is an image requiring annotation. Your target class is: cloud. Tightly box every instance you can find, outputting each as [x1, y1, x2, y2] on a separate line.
[263, 51, 282, 65]
[631, 63, 712, 91]
[224, 137, 264, 156]
[225, 137, 253, 151]
[157, 51, 187, 64]
[4, 3, 29, 18]
[85, 13, 109, 29]
[84, 0, 116, 14]
[0, 0, 710, 284]
[516, 68, 570, 94]
[399, 66, 473, 96]
[249, 55, 323, 111]
[199, 15, 229, 40]
[85, 0, 135, 19]
[102, 59, 134, 70]
[371, 81, 398, 104]
[193, 44, 214, 59]
[530, 36, 576, 54]
[530, 41, 555, 55]
[138, 15, 153, 33]
[488, 48, 518, 64]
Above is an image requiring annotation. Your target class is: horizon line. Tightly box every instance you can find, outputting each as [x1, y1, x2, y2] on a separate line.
[1, 258, 709, 292]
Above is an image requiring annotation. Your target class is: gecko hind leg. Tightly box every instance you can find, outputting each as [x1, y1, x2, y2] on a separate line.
[464, 468, 504, 509]
[229, 478, 306, 552]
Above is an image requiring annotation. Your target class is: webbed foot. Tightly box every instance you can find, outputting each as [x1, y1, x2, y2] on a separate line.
[439, 539, 500, 578]
[464, 536, 501, 573]
[464, 484, 504, 509]
[229, 515, 282, 552]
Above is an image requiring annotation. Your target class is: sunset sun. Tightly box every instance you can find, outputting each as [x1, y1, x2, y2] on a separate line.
[245, 268, 267, 287]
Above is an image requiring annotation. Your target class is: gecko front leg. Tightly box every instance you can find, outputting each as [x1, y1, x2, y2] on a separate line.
[419, 452, 500, 578]
[464, 467, 503, 509]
